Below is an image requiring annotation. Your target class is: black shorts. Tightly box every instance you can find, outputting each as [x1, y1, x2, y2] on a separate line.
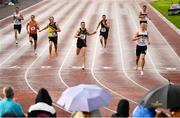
[100, 31, 109, 39]
[136, 45, 147, 57]
[140, 20, 148, 24]
[29, 33, 38, 40]
[48, 36, 58, 45]
[77, 39, 86, 49]
[14, 25, 22, 34]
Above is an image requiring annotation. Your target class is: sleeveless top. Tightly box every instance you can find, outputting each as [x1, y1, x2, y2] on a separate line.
[137, 31, 148, 46]
[78, 28, 87, 42]
[13, 12, 22, 25]
[100, 20, 109, 33]
[48, 22, 58, 37]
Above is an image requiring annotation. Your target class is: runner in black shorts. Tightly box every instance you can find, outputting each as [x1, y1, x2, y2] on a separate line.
[96, 15, 110, 48]
[13, 7, 24, 45]
[39, 16, 61, 60]
[75, 21, 96, 70]
[132, 23, 150, 75]
[26, 15, 39, 55]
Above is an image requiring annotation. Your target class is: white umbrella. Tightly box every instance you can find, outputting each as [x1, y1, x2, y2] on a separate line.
[57, 84, 112, 112]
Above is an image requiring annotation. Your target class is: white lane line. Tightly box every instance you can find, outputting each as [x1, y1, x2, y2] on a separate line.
[114, 1, 150, 91]
[24, 0, 81, 113]
[127, 2, 169, 83]
[134, 0, 180, 60]
[0, 0, 69, 67]
[58, 0, 116, 113]
[91, 0, 138, 104]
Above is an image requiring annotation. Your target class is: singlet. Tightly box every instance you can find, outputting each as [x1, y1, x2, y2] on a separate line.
[27, 20, 38, 34]
[78, 28, 87, 42]
[140, 11, 148, 21]
[137, 31, 148, 46]
[13, 12, 22, 25]
[48, 22, 58, 37]
[100, 20, 109, 33]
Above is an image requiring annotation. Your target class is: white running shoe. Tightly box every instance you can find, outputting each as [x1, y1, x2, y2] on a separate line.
[34, 51, 37, 55]
[140, 70, 144, 75]
[82, 65, 85, 70]
[15, 41, 18, 45]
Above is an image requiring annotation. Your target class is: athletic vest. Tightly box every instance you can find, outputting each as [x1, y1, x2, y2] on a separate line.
[100, 20, 108, 33]
[28, 20, 38, 34]
[13, 12, 22, 25]
[137, 31, 148, 46]
[78, 28, 87, 41]
[48, 22, 58, 37]
[140, 11, 148, 21]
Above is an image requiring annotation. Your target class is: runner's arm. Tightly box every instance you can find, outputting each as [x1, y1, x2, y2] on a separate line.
[96, 21, 101, 30]
[39, 25, 48, 32]
[36, 22, 40, 30]
[55, 23, 61, 32]
[147, 35, 150, 45]
[26, 23, 29, 34]
[75, 29, 80, 38]
[105, 20, 110, 28]
[87, 30, 97, 36]
[132, 32, 139, 41]
[20, 14, 24, 20]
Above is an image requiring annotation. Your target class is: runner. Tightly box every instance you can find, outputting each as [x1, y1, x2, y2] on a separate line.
[26, 15, 39, 55]
[96, 15, 110, 48]
[139, 5, 150, 24]
[132, 23, 150, 75]
[13, 7, 24, 45]
[39, 16, 61, 60]
[75, 21, 96, 70]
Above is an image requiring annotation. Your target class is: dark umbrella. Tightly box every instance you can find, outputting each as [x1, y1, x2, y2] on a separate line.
[140, 84, 180, 109]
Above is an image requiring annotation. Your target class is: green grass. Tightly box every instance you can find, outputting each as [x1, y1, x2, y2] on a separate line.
[151, 0, 180, 29]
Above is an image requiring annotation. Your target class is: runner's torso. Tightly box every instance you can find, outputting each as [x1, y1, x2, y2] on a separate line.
[137, 31, 148, 46]
[28, 20, 38, 34]
[48, 22, 58, 37]
[100, 20, 109, 33]
[13, 12, 22, 25]
[78, 28, 87, 43]
[140, 11, 148, 21]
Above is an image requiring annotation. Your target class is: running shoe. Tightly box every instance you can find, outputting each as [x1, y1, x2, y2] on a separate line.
[140, 70, 144, 75]
[48, 55, 52, 61]
[55, 51, 58, 57]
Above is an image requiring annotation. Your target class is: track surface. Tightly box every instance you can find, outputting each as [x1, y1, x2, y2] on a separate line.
[0, 0, 180, 117]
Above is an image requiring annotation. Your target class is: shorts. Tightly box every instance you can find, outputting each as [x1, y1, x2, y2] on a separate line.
[14, 25, 22, 34]
[29, 33, 38, 40]
[77, 39, 86, 49]
[48, 36, 58, 45]
[140, 20, 148, 24]
[100, 31, 109, 39]
[136, 45, 147, 57]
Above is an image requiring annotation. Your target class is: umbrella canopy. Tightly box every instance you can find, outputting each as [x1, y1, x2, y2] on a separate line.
[57, 84, 112, 112]
[140, 84, 180, 109]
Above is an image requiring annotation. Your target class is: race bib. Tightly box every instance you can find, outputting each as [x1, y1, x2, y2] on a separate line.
[30, 26, 36, 31]
[139, 37, 146, 45]
[80, 34, 86, 40]
[101, 28, 106, 32]
[49, 32, 56, 37]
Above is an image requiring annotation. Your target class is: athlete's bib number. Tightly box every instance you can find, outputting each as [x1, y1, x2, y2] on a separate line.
[49, 32, 56, 37]
[80, 34, 86, 40]
[31, 26, 36, 31]
[139, 37, 146, 45]
[101, 28, 106, 32]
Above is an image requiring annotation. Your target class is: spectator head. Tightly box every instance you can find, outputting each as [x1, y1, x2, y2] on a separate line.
[3, 86, 14, 99]
[35, 88, 52, 106]
[116, 99, 130, 117]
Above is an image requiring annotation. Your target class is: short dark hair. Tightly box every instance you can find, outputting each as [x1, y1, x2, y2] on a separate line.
[143, 5, 147, 8]
[81, 21, 85, 24]
[15, 6, 19, 9]
[3, 86, 14, 99]
[102, 15, 106, 17]
[31, 15, 35, 18]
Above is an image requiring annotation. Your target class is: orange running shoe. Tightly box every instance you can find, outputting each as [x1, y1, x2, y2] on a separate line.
[48, 55, 52, 61]
[55, 51, 58, 57]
